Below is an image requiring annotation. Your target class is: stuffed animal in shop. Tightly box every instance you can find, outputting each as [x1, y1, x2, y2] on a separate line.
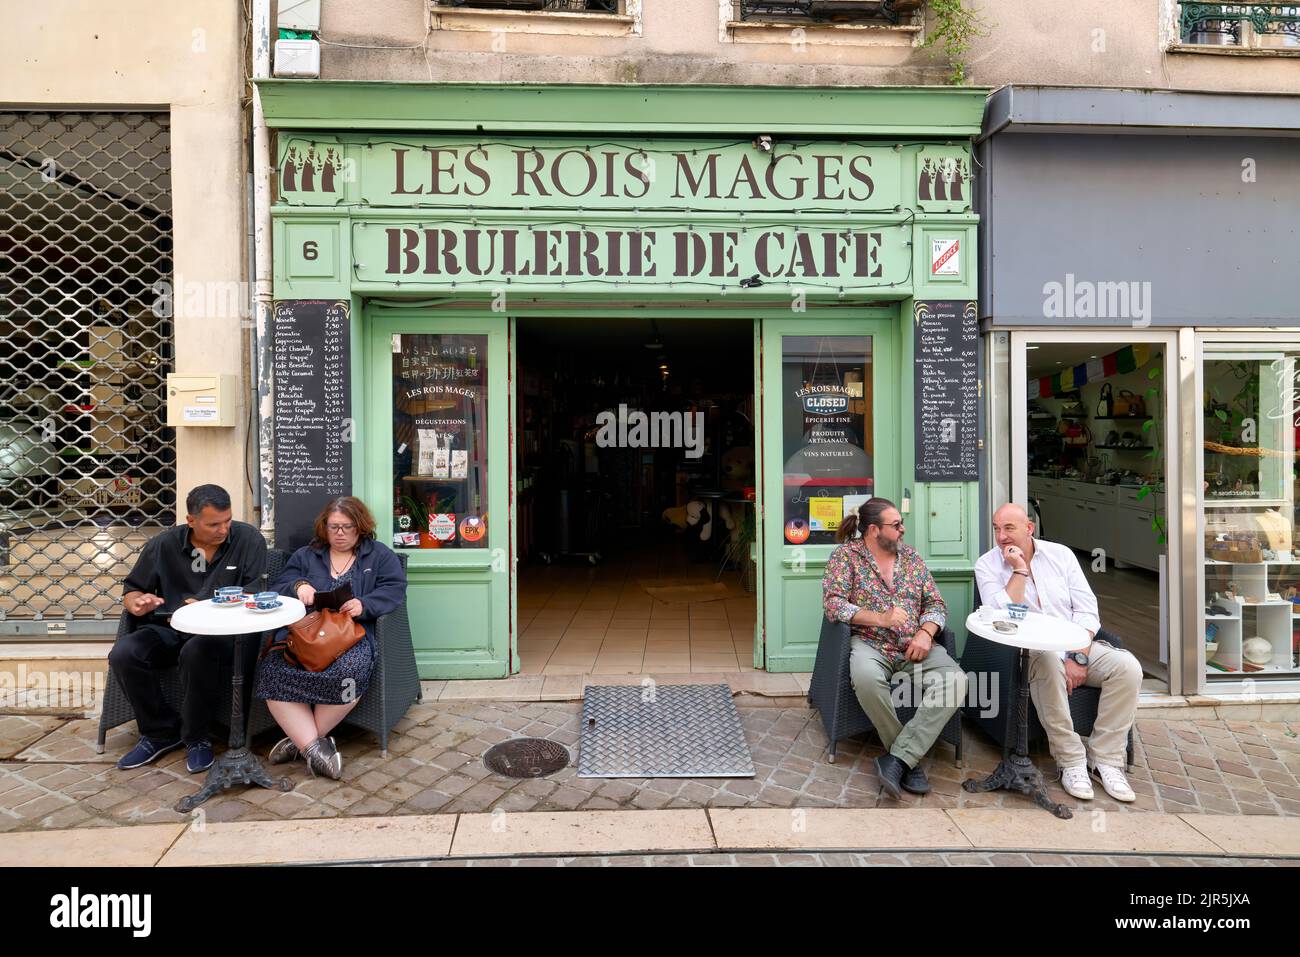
[662, 500, 713, 543]
[720, 446, 755, 489]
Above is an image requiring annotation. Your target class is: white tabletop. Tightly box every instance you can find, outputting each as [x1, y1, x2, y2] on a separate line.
[170, 596, 306, 637]
[965, 609, 1087, 653]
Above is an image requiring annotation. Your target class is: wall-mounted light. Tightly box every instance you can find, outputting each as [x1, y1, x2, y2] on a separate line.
[752, 135, 773, 153]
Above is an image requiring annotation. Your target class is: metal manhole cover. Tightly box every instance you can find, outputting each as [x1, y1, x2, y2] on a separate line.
[483, 738, 570, 778]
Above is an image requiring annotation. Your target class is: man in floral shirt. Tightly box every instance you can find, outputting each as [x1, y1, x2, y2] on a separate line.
[822, 497, 966, 798]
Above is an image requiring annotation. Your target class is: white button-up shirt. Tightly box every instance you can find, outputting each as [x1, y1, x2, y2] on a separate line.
[974, 538, 1101, 646]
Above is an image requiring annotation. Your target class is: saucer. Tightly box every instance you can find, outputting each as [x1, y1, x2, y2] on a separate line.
[249, 601, 284, 613]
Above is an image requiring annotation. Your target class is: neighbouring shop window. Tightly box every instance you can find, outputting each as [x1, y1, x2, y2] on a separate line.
[1202, 348, 1300, 678]
[391, 333, 489, 549]
[781, 335, 873, 546]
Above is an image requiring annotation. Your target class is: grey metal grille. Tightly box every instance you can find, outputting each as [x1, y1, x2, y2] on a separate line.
[579, 684, 755, 778]
[0, 112, 174, 628]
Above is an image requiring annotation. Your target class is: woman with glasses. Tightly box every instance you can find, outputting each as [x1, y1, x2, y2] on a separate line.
[254, 496, 408, 779]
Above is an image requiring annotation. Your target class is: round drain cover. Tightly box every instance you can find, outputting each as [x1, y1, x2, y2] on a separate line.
[483, 738, 570, 778]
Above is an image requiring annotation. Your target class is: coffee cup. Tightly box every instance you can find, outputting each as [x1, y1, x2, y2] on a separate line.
[254, 591, 280, 609]
[215, 586, 242, 602]
[1007, 603, 1029, 621]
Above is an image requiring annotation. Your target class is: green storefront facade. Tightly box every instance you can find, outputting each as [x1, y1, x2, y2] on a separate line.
[259, 81, 987, 680]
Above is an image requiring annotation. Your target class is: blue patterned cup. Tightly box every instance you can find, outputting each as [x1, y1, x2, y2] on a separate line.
[215, 586, 242, 602]
[254, 591, 280, 609]
[1007, 603, 1029, 621]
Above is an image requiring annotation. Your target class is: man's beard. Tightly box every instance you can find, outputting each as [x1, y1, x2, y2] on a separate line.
[880, 536, 900, 555]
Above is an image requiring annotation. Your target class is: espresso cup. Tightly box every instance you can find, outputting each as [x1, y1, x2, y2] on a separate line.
[254, 591, 279, 603]
[1007, 603, 1029, 621]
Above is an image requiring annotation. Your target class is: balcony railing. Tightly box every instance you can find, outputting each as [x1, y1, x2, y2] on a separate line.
[441, 0, 619, 13]
[1179, 2, 1300, 46]
[738, 0, 921, 26]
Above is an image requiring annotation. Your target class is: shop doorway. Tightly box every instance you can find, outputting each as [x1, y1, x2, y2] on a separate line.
[514, 317, 759, 676]
[1011, 333, 1179, 691]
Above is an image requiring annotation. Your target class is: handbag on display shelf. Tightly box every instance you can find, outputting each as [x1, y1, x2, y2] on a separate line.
[1096, 383, 1114, 417]
[263, 608, 365, 672]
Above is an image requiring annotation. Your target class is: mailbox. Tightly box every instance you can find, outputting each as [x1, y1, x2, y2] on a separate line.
[166, 374, 239, 427]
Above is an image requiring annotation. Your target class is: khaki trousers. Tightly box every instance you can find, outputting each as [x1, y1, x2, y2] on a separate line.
[849, 639, 967, 769]
[1027, 641, 1142, 769]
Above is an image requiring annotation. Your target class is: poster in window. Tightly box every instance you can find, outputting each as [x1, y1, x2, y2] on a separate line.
[782, 335, 873, 545]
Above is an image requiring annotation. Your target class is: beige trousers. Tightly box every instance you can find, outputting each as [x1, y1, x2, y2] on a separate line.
[1027, 641, 1142, 769]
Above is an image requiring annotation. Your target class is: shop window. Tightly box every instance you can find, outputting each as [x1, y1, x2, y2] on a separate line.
[781, 335, 873, 546]
[1174, 2, 1300, 51]
[391, 334, 490, 550]
[1201, 348, 1300, 679]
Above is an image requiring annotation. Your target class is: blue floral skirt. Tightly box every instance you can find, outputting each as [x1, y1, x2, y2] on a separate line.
[253, 630, 376, 706]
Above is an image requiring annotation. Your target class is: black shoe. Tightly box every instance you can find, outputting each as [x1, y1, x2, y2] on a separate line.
[901, 764, 931, 795]
[876, 754, 908, 800]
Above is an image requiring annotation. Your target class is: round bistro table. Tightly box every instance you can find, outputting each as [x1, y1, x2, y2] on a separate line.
[962, 609, 1088, 820]
[168, 596, 306, 812]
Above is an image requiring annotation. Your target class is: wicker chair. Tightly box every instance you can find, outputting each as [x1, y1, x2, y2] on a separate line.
[98, 548, 423, 756]
[808, 617, 963, 766]
[959, 589, 1135, 769]
[96, 549, 286, 754]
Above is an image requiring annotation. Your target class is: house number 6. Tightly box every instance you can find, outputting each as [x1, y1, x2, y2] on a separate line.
[302, 240, 318, 261]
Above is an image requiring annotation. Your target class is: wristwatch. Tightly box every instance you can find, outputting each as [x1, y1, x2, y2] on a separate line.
[1066, 651, 1090, 666]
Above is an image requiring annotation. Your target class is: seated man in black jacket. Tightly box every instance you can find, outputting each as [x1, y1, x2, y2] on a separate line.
[110, 484, 267, 773]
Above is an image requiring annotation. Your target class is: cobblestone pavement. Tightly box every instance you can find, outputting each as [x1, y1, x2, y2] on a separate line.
[368, 852, 1299, 867]
[2, 703, 1299, 832]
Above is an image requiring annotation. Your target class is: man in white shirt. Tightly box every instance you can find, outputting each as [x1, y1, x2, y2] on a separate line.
[973, 503, 1142, 803]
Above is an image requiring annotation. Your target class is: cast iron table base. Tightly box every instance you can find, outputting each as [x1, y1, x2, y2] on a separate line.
[962, 646, 1072, 820]
[176, 633, 292, 813]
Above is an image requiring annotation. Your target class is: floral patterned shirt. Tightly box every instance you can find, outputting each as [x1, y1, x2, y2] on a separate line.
[822, 539, 947, 663]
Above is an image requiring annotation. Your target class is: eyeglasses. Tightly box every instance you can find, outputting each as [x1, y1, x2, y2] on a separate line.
[327, 523, 356, 534]
[881, 521, 905, 532]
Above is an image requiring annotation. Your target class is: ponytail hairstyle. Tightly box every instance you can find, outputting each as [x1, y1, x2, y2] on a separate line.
[837, 496, 899, 544]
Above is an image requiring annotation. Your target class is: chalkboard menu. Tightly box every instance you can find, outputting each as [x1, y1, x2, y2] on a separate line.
[913, 300, 979, 482]
[273, 300, 351, 550]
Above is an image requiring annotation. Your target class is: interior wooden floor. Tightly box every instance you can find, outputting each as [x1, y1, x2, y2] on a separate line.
[1080, 555, 1167, 687]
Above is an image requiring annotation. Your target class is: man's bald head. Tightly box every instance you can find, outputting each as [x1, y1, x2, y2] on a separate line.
[993, 503, 1030, 525]
[992, 502, 1035, 553]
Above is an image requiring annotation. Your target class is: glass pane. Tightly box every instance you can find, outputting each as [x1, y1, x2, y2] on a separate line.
[391, 333, 489, 549]
[781, 335, 873, 546]
[1202, 350, 1299, 678]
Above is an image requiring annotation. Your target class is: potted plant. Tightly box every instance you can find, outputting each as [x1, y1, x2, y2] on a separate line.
[401, 494, 439, 548]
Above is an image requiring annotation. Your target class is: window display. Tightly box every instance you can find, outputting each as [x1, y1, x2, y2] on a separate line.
[781, 335, 873, 546]
[391, 333, 489, 549]
[1201, 349, 1300, 676]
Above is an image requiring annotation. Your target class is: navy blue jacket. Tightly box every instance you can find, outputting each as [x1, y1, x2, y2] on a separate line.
[271, 538, 407, 637]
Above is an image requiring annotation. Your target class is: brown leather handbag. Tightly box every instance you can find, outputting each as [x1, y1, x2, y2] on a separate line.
[270, 609, 365, 672]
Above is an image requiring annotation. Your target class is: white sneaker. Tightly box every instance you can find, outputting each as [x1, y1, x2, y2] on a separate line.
[1059, 764, 1094, 800]
[1090, 762, 1136, 802]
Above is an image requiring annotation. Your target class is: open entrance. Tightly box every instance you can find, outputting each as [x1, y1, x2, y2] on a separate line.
[1018, 337, 1173, 691]
[514, 317, 758, 676]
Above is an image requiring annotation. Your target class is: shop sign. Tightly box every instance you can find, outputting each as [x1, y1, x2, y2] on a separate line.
[353, 220, 910, 292]
[280, 137, 907, 214]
